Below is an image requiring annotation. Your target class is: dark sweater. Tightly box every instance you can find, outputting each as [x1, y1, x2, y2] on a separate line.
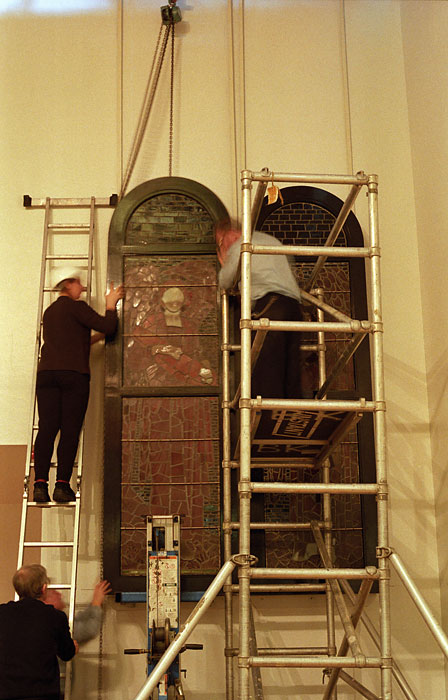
[0, 598, 76, 699]
[38, 296, 118, 375]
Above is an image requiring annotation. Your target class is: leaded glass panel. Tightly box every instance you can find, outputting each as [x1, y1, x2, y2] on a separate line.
[120, 396, 220, 576]
[123, 256, 219, 388]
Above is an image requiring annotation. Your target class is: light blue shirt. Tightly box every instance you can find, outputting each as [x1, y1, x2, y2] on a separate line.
[218, 231, 301, 304]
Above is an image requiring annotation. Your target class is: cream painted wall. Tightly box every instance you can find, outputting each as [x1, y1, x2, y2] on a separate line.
[1, 0, 446, 698]
[400, 0, 448, 643]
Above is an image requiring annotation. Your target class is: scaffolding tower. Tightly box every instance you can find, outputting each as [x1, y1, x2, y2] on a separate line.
[220, 169, 388, 700]
[130, 169, 448, 700]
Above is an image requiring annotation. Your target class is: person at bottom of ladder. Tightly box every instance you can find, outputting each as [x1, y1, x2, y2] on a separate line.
[0, 565, 78, 700]
[33, 267, 124, 503]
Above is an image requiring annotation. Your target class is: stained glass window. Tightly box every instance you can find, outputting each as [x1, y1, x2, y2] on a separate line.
[121, 397, 220, 575]
[104, 178, 229, 591]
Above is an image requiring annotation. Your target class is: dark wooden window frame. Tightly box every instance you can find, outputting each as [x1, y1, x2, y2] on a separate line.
[103, 176, 229, 594]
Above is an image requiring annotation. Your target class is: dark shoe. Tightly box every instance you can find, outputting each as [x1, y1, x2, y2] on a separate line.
[33, 482, 50, 503]
[53, 483, 76, 503]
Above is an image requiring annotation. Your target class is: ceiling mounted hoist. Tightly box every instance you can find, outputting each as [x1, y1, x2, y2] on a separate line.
[120, 1, 182, 199]
[124, 516, 203, 700]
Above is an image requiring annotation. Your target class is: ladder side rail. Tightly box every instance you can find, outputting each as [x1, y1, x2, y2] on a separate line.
[17, 198, 53, 571]
[367, 174, 392, 700]
[62, 198, 97, 700]
[86, 197, 95, 305]
[221, 289, 236, 700]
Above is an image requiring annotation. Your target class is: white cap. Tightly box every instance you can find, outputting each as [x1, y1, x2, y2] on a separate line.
[51, 266, 85, 290]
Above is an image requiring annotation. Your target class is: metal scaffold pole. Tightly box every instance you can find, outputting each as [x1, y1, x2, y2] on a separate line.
[238, 169, 255, 700]
[367, 174, 392, 700]
[221, 289, 236, 700]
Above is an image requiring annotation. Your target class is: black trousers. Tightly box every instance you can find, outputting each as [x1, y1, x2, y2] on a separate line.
[251, 293, 302, 399]
[34, 370, 90, 483]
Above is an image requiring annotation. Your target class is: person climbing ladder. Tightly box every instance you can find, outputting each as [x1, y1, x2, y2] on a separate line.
[33, 267, 124, 503]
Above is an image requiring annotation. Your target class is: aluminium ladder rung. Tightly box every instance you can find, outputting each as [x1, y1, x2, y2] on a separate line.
[29, 461, 79, 468]
[47, 223, 90, 230]
[23, 195, 117, 207]
[23, 541, 75, 547]
[27, 501, 77, 508]
[45, 254, 89, 260]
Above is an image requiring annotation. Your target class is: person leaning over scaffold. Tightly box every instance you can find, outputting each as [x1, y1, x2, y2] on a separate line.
[216, 220, 303, 399]
[0, 564, 78, 700]
[33, 267, 124, 504]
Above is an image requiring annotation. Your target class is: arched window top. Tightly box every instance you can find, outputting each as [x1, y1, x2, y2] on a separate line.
[109, 176, 229, 250]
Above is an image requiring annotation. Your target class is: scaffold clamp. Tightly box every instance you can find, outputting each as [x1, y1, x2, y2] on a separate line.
[231, 553, 258, 567]
[376, 546, 393, 559]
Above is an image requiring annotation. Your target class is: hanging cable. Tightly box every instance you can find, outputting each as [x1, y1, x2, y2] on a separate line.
[120, 22, 169, 198]
[340, 0, 354, 177]
[120, 2, 181, 197]
[169, 20, 175, 177]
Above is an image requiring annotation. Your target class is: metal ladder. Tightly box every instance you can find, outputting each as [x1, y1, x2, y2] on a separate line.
[17, 194, 116, 699]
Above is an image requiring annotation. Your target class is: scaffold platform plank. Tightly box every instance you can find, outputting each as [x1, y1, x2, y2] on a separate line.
[248, 393, 363, 464]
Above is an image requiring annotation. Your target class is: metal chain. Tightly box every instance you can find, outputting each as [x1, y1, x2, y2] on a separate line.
[97, 395, 106, 699]
[169, 19, 175, 177]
